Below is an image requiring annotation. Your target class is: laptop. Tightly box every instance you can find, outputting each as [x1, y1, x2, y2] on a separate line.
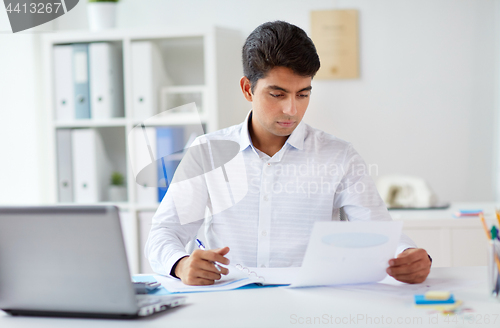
[0, 205, 185, 319]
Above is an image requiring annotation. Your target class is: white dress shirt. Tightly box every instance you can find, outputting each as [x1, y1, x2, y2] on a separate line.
[145, 111, 416, 276]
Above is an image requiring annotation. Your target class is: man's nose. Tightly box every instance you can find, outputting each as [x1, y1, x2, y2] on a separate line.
[283, 97, 297, 116]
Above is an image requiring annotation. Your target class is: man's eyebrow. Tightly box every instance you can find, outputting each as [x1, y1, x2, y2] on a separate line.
[266, 85, 313, 93]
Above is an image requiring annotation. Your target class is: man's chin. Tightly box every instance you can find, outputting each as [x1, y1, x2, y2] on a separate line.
[272, 127, 295, 137]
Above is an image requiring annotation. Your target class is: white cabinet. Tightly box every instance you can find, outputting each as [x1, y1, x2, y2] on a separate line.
[391, 202, 496, 267]
[42, 27, 247, 273]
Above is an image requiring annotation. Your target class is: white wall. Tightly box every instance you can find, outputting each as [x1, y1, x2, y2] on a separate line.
[0, 10, 53, 204]
[0, 0, 498, 203]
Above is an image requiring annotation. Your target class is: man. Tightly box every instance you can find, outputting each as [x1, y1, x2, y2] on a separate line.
[145, 21, 431, 286]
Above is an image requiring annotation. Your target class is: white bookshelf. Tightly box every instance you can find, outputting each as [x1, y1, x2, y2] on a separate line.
[42, 27, 248, 274]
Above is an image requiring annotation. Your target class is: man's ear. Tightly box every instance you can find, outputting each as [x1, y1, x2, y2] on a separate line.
[240, 76, 253, 102]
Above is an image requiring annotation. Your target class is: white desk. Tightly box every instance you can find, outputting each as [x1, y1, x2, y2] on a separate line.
[1, 267, 498, 328]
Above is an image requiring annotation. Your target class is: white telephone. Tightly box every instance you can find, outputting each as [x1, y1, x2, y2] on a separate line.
[376, 175, 438, 208]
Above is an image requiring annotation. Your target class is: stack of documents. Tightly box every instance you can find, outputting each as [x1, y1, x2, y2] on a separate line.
[53, 43, 123, 120]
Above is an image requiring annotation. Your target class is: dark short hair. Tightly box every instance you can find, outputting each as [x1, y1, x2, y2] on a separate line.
[242, 21, 321, 93]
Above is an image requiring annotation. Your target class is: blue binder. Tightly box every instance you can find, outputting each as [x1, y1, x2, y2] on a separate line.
[156, 127, 184, 202]
[72, 44, 90, 119]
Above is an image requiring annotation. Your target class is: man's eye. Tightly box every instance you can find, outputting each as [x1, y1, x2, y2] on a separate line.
[298, 94, 309, 98]
[270, 93, 283, 98]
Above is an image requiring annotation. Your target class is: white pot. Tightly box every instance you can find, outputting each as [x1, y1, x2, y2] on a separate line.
[87, 3, 117, 31]
[108, 186, 127, 202]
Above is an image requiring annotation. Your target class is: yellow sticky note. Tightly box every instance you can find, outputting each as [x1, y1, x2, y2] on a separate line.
[425, 291, 451, 300]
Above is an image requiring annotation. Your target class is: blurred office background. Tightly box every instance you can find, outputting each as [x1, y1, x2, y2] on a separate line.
[0, 0, 498, 205]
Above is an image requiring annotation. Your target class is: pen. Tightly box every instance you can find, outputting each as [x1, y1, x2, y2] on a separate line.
[196, 238, 222, 272]
[480, 213, 491, 239]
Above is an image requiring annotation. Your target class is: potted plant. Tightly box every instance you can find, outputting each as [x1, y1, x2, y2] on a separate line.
[87, 0, 119, 31]
[108, 171, 127, 202]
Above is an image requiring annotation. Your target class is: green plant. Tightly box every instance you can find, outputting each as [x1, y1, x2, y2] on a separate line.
[110, 172, 125, 186]
[88, 0, 119, 2]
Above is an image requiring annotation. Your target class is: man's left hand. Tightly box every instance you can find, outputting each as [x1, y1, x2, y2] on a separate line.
[386, 248, 431, 284]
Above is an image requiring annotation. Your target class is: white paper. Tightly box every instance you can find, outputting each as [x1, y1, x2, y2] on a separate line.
[290, 221, 403, 287]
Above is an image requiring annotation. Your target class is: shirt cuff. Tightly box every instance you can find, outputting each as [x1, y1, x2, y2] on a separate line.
[164, 251, 190, 279]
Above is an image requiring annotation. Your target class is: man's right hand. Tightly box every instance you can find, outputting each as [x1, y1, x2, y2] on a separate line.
[174, 247, 230, 285]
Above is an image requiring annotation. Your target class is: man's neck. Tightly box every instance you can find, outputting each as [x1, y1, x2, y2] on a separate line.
[248, 117, 288, 157]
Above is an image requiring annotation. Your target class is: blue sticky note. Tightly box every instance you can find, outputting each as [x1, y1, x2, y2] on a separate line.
[414, 294, 455, 305]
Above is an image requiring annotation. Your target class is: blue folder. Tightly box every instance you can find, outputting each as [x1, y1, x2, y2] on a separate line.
[72, 43, 90, 119]
[156, 127, 185, 202]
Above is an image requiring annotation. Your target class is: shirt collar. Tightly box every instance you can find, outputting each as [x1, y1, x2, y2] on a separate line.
[285, 119, 305, 150]
[239, 110, 306, 152]
[239, 110, 253, 152]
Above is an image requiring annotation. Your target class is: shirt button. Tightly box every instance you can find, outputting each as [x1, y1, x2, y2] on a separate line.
[261, 230, 267, 236]
[263, 195, 269, 201]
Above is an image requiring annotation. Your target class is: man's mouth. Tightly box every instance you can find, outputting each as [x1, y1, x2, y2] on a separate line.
[277, 121, 295, 127]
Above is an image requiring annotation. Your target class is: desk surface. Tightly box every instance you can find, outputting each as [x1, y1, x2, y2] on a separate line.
[1, 266, 498, 328]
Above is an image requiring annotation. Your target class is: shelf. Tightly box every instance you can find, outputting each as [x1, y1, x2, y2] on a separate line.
[55, 202, 131, 209]
[54, 202, 160, 211]
[132, 112, 207, 127]
[45, 27, 247, 274]
[43, 28, 211, 44]
[133, 204, 160, 211]
[162, 85, 206, 93]
[55, 118, 127, 128]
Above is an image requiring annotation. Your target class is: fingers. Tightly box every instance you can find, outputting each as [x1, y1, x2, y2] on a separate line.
[215, 246, 230, 256]
[387, 266, 430, 284]
[179, 246, 231, 285]
[387, 248, 432, 284]
[387, 256, 428, 276]
[389, 248, 427, 267]
[196, 258, 229, 275]
[181, 261, 223, 286]
[195, 248, 230, 266]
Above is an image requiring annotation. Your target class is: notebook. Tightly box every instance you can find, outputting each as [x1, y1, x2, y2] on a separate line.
[154, 265, 300, 293]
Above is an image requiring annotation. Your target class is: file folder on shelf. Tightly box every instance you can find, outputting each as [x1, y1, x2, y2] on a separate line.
[89, 42, 124, 119]
[73, 44, 91, 119]
[156, 127, 184, 202]
[53, 45, 75, 121]
[71, 129, 111, 203]
[131, 41, 171, 119]
[131, 126, 158, 204]
[56, 129, 73, 202]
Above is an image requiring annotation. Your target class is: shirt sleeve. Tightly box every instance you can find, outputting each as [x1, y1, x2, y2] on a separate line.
[332, 144, 417, 255]
[144, 138, 210, 276]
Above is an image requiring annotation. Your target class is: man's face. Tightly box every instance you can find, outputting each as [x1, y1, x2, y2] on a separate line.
[241, 66, 312, 141]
